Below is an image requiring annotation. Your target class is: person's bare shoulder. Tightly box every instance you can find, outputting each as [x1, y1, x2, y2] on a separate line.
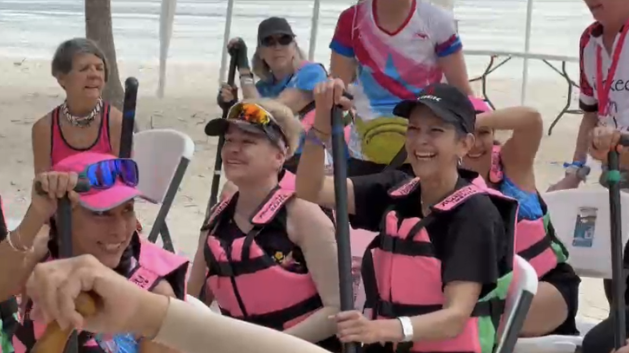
[31, 112, 52, 138]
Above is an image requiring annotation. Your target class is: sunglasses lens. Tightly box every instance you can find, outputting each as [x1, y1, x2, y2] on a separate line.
[116, 159, 139, 186]
[278, 35, 293, 45]
[85, 159, 139, 189]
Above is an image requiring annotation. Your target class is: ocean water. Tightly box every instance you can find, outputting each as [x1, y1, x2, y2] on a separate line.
[0, 0, 594, 79]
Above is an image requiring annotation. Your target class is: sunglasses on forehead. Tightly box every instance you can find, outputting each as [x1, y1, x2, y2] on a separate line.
[260, 34, 293, 47]
[83, 158, 139, 190]
[227, 102, 274, 126]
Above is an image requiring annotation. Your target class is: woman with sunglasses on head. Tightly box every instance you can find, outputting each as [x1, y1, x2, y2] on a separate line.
[297, 80, 517, 352]
[0, 153, 189, 353]
[31, 38, 124, 175]
[461, 99, 581, 338]
[329, 0, 473, 176]
[188, 98, 341, 351]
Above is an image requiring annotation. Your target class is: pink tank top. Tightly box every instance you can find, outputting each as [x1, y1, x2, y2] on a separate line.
[50, 103, 113, 166]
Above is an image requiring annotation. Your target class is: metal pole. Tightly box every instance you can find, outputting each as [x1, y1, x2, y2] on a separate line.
[308, 0, 321, 61]
[521, 0, 534, 104]
[219, 0, 235, 83]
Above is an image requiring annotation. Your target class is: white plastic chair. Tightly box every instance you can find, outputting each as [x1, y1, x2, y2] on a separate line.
[133, 129, 195, 252]
[510, 188, 625, 353]
[542, 188, 629, 278]
[496, 255, 539, 353]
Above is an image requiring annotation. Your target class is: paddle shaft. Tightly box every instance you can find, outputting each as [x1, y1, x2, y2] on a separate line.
[120, 77, 139, 159]
[331, 104, 357, 353]
[608, 150, 627, 349]
[209, 53, 238, 209]
[57, 196, 79, 353]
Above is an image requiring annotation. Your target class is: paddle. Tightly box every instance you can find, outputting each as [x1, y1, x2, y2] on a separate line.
[609, 135, 629, 350]
[31, 180, 90, 353]
[208, 52, 239, 209]
[120, 77, 139, 159]
[331, 101, 357, 353]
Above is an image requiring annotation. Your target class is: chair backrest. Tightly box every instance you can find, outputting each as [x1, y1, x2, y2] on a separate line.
[541, 188, 629, 278]
[133, 129, 195, 203]
[495, 255, 539, 353]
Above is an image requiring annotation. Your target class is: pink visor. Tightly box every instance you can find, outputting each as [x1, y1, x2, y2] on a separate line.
[52, 152, 147, 212]
[469, 96, 492, 114]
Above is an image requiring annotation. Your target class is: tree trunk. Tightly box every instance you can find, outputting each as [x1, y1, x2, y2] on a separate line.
[85, 0, 124, 109]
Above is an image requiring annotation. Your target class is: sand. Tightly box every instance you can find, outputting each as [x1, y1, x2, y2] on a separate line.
[0, 56, 610, 323]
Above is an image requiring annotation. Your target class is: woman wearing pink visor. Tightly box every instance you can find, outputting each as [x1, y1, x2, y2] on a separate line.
[188, 99, 341, 351]
[0, 152, 188, 353]
[462, 98, 581, 338]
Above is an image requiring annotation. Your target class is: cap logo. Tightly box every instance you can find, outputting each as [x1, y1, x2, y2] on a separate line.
[419, 95, 441, 102]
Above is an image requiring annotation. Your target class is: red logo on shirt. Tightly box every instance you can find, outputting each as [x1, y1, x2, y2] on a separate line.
[415, 32, 428, 39]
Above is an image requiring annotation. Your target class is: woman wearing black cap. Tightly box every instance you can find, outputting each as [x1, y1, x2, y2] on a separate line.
[296, 79, 517, 351]
[214, 17, 332, 200]
[189, 98, 341, 351]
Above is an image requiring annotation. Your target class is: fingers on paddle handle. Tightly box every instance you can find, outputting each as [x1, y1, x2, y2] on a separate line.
[34, 179, 91, 196]
[33, 293, 98, 353]
[619, 134, 629, 147]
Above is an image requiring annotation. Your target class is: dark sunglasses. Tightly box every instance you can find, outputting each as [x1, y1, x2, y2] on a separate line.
[261, 35, 293, 47]
[84, 158, 139, 190]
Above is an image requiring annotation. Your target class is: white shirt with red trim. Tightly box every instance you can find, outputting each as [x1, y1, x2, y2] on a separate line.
[579, 22, 629, 129]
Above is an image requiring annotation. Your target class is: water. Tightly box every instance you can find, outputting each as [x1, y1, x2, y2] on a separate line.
[0, 0, 594, 78]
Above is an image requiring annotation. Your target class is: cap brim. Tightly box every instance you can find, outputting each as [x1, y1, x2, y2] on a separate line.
[393, 100, 459, 126]
[80, 184, 144, 212]
[205, 118, 267, 137]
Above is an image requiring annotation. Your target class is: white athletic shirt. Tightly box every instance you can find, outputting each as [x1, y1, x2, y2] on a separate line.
[579, 21, 629, 129]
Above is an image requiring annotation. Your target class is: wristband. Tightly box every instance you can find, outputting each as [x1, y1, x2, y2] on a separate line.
[397, 316, 414, 342]
[305, 129, 328, 148]
[240, 76, 255, 86]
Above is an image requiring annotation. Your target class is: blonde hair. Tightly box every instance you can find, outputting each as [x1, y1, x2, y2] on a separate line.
[242, 98, 303, 158]
[251, 42, 306, 81]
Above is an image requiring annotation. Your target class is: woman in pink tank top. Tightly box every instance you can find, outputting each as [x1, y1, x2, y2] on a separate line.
[31, 38, 124, 174]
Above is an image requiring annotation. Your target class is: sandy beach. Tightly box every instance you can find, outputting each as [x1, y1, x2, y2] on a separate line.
[0, 56, 610, 322]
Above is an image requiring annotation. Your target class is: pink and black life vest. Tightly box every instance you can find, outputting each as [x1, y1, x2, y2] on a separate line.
[486, 145, 569, 279]
[202, 186, 339, 351]
[12, 238, 189, 353]
[361, 177, 518, 353]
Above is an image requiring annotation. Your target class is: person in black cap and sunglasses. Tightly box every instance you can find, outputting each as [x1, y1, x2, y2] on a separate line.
[295, 79, 517, 350]
[215, 17, 330, 200]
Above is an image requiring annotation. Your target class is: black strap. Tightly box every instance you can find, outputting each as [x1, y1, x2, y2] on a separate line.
[220, 294, 323, 330]
[383, 147, 407, 172]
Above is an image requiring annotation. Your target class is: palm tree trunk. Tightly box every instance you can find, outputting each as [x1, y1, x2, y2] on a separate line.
[85, 0, 124, 109]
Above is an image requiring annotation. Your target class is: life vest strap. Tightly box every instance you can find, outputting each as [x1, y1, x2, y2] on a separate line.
[375, 233, 435, 257]
[518, 235, 553, 262]
[376, 297, 506, 320]
[210, 256, 276, 277]
[220, 294, 323, 330]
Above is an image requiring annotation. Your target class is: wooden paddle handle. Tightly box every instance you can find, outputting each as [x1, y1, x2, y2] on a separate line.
[31, 292, 98, 353]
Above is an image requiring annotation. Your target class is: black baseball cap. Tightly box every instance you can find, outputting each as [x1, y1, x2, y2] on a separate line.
[257, 17, 295, 42]
[393, 83, 475, 133]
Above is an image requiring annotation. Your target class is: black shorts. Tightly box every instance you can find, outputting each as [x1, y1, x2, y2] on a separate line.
[540, 262, 581, 335]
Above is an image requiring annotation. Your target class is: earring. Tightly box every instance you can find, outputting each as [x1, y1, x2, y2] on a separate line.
[457, 157, 463, 166]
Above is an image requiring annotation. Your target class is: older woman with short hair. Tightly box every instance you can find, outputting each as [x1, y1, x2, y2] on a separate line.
[31, 38, 124, 174]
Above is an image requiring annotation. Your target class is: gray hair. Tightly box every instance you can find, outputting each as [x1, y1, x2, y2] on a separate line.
[251, 42, 306, 81]
[51, 38, 109, 81]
